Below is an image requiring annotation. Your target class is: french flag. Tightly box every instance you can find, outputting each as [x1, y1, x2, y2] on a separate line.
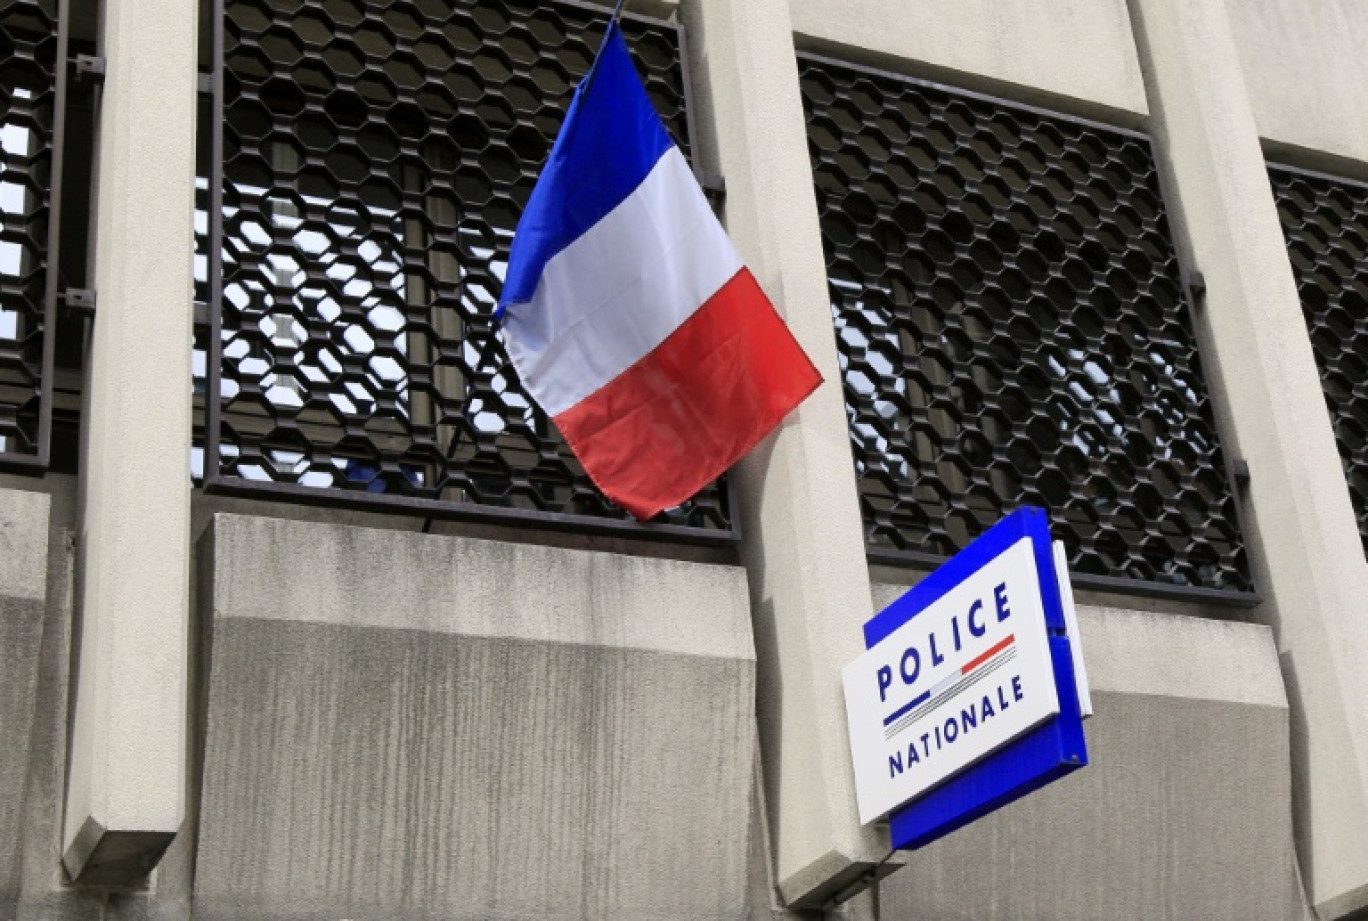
[497, 20, 822, 521]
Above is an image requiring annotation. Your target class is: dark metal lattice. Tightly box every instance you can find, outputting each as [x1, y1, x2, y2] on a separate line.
[0, 0, 61, 469]
[1270, 164, 1368, 556]
[800, 53, 1253, 599]
[199, 0, 733, 538]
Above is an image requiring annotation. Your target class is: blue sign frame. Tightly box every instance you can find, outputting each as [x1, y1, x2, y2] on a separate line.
[863, 507, 1089, 851]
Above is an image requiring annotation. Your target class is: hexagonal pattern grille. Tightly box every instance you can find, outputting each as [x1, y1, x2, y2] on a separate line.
[800, 53, 1252, 596]
[1269, 164, 1368, 556]
[0, 0, 56, 464]
[201, 0, 730, 533]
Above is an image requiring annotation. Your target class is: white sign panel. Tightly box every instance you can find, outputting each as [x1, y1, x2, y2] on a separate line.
[842, 536, 1060, 825]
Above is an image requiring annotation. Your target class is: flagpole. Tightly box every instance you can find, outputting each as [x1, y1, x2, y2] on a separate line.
[418, 332, 502, 535]
[582, 0, 631, 96]
[448, 0, 632, 533]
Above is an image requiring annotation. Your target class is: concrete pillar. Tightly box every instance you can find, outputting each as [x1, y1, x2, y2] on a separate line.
[62, 0, 198, 886]
[679, 0, 891, 909]
[1127, 0, 1368, 916]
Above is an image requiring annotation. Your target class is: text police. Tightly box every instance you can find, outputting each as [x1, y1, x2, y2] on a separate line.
[876, 581, 1011, 703]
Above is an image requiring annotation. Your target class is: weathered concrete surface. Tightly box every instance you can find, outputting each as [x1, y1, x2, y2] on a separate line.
[1128, 0, 1368, 914]
[868, 593, 1305, 920]
[0, 487, 51, 912]
[193, 514, 756, 920]
[1229, 0, 1368, 171]
[788, 0, 1147, 126]
[0, 477, 150, 919]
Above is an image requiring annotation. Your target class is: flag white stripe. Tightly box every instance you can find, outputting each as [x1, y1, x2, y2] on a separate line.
[501, 147, 743, 417]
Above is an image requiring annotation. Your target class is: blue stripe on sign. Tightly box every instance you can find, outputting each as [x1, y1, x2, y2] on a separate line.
[497, 20, 675, 317]
[882, 688, 932, 727]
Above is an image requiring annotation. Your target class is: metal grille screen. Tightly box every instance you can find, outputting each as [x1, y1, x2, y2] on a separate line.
[1269, 165, 1368, 556]
[0, 0, 56, 467]
[201, 0, 731, 536]
[800, 53, 1252, 598]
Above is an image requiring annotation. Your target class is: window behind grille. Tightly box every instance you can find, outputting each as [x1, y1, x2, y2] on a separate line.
[800, 52, 1253, 602]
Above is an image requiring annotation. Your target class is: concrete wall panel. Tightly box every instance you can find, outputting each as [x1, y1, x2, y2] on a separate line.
[193, 514, 756, 920]
[787, 0, 1148, 124]
[1229, 0, 1368, 169]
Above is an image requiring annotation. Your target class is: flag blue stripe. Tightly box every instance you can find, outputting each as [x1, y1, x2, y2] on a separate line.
[497, 22, 675, 317]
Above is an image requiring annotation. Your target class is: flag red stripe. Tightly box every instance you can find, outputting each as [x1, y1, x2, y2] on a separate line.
[553, 267, 822, 520]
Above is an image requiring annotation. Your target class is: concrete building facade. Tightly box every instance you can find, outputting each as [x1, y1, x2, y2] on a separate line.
[1, 0, 1367, 918]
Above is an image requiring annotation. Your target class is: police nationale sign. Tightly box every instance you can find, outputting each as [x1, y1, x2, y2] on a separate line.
[842, 507, 1091, 847]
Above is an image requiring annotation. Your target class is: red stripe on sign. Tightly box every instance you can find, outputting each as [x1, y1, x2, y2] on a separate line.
[553, 267, 822, 520]
[961, 634, 1016, 675]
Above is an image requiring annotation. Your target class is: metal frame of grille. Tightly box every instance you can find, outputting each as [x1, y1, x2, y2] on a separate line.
[0, 0, 69, 472]
[1269, 161, 1368, 556]
[800, 51, 1256, 604]
[198, 0, 737, 545]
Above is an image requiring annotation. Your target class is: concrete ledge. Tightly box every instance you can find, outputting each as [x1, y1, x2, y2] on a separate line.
[1072, 605, 1287, 706]
[209, 513, 752, 658]
[869, 589, 1303, 920]
[193, 514, 756, 920]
